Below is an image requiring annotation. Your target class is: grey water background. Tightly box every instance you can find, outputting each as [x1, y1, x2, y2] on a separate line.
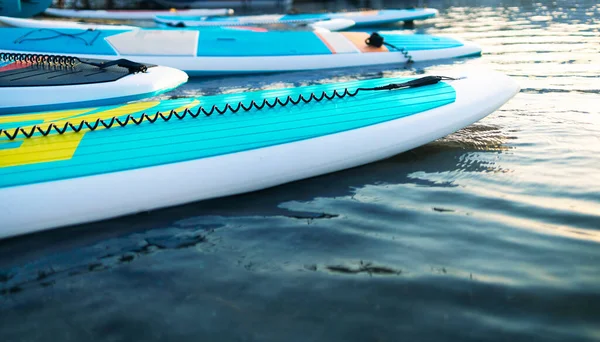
[1, 0, 600, 341]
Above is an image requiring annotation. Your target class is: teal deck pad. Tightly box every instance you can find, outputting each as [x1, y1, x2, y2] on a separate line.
[196, 30, 332, 56]
[0, 77, 456, 188]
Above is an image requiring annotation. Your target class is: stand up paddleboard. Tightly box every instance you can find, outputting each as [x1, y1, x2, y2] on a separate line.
[0, 27, 482, 76]
[155, 8, 439, 28]
[0, 15, 140, 30]
[0, 53, 188, 115]
[0, 15, 356, 32]
[44, 7, 234, 20]
[0, 69, 519, 239]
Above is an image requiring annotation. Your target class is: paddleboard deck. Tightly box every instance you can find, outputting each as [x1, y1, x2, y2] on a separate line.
[0, 69, 520, 239]
[0, 53, 188, 114]
[0, 27, 482, 76]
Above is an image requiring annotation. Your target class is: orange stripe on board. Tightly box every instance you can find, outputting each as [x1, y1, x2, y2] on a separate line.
[314, 32, 337, 54]
[357, 10, 379, 16]
[228, 26, 269, 32]
[341, 32, 389, 53]
[0, 62, 32, 73]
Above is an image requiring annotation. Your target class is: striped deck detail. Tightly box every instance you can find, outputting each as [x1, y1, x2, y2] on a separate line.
[314, 32, 360, 54]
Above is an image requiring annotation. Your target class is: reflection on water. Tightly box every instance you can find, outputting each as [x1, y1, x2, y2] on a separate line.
[2, 0, 600, 341]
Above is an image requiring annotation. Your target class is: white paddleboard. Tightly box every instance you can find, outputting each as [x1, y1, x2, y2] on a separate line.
[0, 27, 483, 76]
[0, 15, 139, 30]
[0, 15, 356, 32]
[154, 8, 439, 28]
[44, 7, 234, 20]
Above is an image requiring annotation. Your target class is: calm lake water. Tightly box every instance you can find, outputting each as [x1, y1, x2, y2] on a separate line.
[1, 0, 599, 341]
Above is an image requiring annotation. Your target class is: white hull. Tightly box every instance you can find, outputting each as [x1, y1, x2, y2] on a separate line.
[0, 15, 139, 30]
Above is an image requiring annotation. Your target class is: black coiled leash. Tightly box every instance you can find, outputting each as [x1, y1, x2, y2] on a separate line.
[0, 52, 148, 74]
[0, 75, 457, 140]
[365, 32, 414, 66]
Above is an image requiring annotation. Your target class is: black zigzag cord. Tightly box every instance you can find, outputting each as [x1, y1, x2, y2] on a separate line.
[0, 76, 456, 141]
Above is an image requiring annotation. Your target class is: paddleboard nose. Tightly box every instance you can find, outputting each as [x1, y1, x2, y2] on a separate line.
[458, 39, 483, 57]
[448, 68, 520, 111]
[145, 66, 189, 91]
[426, 8, 440, 16]
[312, 18, 356, 31]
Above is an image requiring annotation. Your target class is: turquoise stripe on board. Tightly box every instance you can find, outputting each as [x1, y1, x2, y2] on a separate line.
[0, 141, 22, 150]
[0, 77, 456, 188]
[196, 30, 332, 56]
[0, 28, 126, 55]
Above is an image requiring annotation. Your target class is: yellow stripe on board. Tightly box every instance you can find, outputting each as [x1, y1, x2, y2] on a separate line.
[0, 101, 162, 168]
